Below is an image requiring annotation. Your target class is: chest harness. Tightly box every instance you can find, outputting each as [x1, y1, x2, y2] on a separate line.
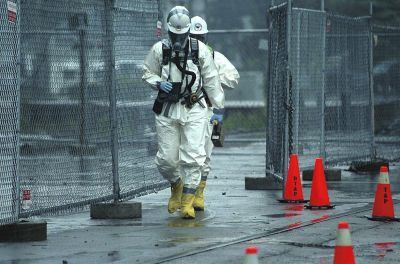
[152, 38, 212, 114]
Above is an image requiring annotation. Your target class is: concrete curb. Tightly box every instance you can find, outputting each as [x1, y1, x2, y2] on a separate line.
[245, 177, 282, 190]
[302, 169, 342, 181]
[90, 201, 142, 219]
[0, 220, 47, 242]
[349, 160, 389, 173]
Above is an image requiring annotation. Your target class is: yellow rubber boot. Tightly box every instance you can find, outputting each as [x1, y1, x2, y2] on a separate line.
[180, 193, 196, 219]
[193, 180, 206, 211]
[168, 180, 183, 214]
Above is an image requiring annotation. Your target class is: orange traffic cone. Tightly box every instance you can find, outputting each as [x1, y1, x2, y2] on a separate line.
[278, 154, 308, 203]
[242, 246, 259, 264]
[333, 222, 356, 264]
[305, 158, 335, 209]
[367, 166, 399, 221]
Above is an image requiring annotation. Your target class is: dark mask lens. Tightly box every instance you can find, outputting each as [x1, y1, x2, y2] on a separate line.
[169, 31, 188, 52]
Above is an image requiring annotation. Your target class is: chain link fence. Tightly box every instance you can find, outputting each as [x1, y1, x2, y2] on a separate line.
[2, 0, 400, 226]
[373, 25, 400, 161]
[0, 0, 20, 225]
[1, 0, 166, 226]
[160, 0, 269, 138]
[290, 8, 326, 169]
[206, 0, 269, 138]
[266, 3, 288, 179]
[266, 2, 374, 179]
[324, 14, 373, 164]
[208, 30, 268, 136]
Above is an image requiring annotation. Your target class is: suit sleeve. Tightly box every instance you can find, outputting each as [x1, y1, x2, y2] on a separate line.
[142, 42, 163, 90]
[214, 51, 240, 90]
[199, 42, 224, 109]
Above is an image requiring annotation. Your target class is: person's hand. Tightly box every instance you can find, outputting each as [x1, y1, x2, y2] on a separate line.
[210, 114, 223, 123]
[158, 81, 173, 93]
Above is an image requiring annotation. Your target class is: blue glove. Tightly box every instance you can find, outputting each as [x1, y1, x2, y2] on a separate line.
[158, 81, 173, 93]
[210, 114, 223, 123]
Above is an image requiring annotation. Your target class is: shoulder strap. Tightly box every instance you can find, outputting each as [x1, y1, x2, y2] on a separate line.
[207, 45, 215, 60]
[161, 39, 171, 65]
[190, 38, 200, 66]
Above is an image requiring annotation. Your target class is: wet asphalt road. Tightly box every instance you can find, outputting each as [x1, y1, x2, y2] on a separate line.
[0, 139, 399, 263]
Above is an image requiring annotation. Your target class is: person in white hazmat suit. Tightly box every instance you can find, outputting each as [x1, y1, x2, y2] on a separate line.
[142, 6, 224, 219]
[189, 16, 240, 211]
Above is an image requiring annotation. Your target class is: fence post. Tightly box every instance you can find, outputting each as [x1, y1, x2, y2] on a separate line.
[15, 0, 22, 220]
[105, 0, 120, 202]
[369, 2, 376, 159]
[283, 0, 292, 188]
[78, 15, 89, 173]
[266, 3, 272, 178]
[294, 11, 300, 155]
[320, 4, 326, 159]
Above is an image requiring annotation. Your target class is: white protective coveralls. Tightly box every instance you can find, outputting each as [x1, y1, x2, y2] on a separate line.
[142, 38, 224, 191]
[202, 50, 240, 179]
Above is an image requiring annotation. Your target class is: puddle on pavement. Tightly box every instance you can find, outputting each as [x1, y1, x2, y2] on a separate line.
[92, 222, 162, 227]
[167, 214, 205, 228]
[285, 205, 305, 211]
[262, 213, 302, 218]
[167, 219, 204, 228]
[166, 210, 213, 228]
[310, 215, 330, 223]
[375, 242, 397, 258]
[107, 250, 121, 262]
[156, 236, 202, 248]
[287, 221, 303, 228]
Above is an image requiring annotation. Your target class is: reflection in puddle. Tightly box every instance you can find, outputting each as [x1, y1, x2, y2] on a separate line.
[167, 218, 204, 228]
[156, 236, 202, 248]
[311, 215, 330, 223]
[167, 210, 211, 228]
[375, 242, 397, 258]
[287, 221, 303, 229]
[375, 242, 397, 249]
[285, 205, 305, 211]
[167, 220, 204, 228]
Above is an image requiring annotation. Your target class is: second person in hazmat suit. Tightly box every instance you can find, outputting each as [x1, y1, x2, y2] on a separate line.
[142, 7, 224, 219]
[189, 16, 240, 211]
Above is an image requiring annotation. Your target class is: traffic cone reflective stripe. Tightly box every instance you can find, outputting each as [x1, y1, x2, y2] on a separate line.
[378, 166, 390, 184]
[333, 222, 356, 264]
[369, 166, 397, 220]
[279, 154, 308, 203]
[242, 246, 259, 264]
[305, 158, 334, 209]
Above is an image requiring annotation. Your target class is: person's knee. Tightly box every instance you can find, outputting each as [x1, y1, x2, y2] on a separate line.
[181, 156, 205, 169]
[181, 148, 206, 166]
[156, 156, 178, 175]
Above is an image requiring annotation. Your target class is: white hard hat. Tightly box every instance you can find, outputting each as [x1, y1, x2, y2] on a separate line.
[167, 6, 191, 34]
[190, 16, 208, 35]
